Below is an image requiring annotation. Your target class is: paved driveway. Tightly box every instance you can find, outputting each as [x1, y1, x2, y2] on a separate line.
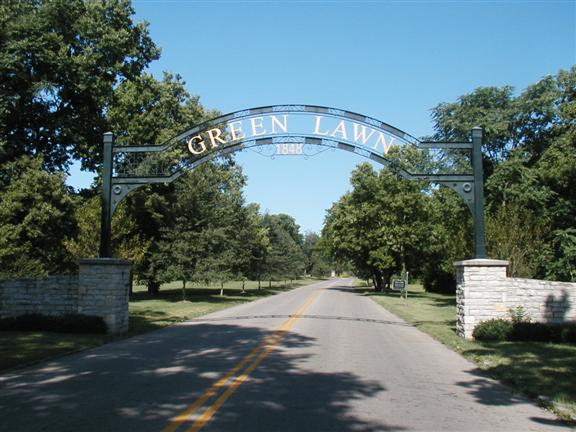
[0, 278, 570, 431]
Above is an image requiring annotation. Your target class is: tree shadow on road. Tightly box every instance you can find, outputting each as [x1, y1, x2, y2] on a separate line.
[0, 321, 406, 432]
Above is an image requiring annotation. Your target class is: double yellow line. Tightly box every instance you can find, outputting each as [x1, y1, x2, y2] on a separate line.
[163, 288, 324, 432]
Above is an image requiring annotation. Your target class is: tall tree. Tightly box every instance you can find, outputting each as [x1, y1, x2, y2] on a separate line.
[0, 0, 160, 171]
[262, 214, 306, 285]
[64, 194, 151, 270]
[430, 67, 576, 281]
[106, 72, 214, 293]
[322, 163, 431, 291]
[0, 157, 77, 277]
[431, 86, 516, 175]
[237, 204, 270, 289]
[302, 232, 332, 278]
[151, 160, 251, 294]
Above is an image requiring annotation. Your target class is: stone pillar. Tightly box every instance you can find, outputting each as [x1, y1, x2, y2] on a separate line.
[78, 258, 131, 333]
[454, 259, 509, 339]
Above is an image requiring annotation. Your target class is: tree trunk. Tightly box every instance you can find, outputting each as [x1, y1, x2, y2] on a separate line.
[374, 273, 384, 292]
[147, 280, 160, 296]
[258, 277, 261, 290]
[182, 280, 187, 301]
[241, 279, 246, 293]
[269, 279, 272, 289]
[384, 272, 391, 290]
[220, 282, 224, 296]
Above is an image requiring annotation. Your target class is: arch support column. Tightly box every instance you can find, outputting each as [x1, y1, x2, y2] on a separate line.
[100, 132, 114, 258]
[79, 258, 131, 333]
[455, 259, 509, 339]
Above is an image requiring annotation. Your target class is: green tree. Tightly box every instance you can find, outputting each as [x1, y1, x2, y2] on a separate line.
[302, 232, 332, 278]
[430, 67, 576, 281]
[107, 72, 215, 145]
[106, 71, 214, 293]
[431, 86, 516, 175]
[151, 160, 251, 295]
[65, 195, 151, 271]
[0, 0, 160, 171]
[262, 214, 306, 286]
[0, 157, 76, 277]
[418, 186, 473, 293]
[244, 203, 270, 289]
[486, 203, 546, 277]
[322, 163, 431, 291]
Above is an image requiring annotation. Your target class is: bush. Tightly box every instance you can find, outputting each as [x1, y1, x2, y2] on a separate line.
[473, 319, 513, 341]
[508, 305, 530, 324]
[0, 313, 107, 334]
[473, 319, 576, 344]
[510, 322, 553, 342]
[510, 322, 576, 344]
[560, 324, 576, 344]
[53, 314, 108, 334]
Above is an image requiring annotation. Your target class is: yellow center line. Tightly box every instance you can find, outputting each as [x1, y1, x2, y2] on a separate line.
[162, 287, 324, 432]
[187, 289, 322, 432]
[163, 318, 292, 431]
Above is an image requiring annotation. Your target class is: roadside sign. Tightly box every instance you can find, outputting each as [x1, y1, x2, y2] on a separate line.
[392, 280, 406, 291]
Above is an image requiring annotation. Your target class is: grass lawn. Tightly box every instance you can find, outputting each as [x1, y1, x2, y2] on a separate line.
[355, 281, 576, 423]
[0, 278, 320, 372]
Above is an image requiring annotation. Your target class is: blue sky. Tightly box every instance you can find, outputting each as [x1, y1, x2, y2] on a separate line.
[69, 0, 575, 233]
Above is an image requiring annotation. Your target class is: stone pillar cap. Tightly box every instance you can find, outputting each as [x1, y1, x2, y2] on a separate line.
[79, 258, 131, 265]
[454, 258, 509, 267]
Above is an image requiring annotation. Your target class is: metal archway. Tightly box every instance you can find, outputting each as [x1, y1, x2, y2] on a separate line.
[100, 104, 486, 258]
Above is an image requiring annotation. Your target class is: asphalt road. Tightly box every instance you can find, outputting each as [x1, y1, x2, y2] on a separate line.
[0, 278, 571, 432]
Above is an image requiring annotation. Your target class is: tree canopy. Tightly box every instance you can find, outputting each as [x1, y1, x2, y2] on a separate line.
[0, 0, 159, 171]
[322, 163, 432, 290]
[322, 67, 575, 288]
[0, 1, 572, 291]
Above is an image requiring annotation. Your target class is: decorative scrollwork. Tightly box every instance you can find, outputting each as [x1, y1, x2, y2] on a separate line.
[364, 117, 381, 128]
[233, 110, 251, 118]
[248, 143, 276, 158]
[328, 108, 345, 116]
[272, 136, 304, 143]
[272, 105, 305, 112]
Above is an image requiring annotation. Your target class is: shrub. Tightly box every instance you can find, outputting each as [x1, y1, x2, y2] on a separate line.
[510, 322, 553, 342]
[508, 306, 531, 324]
[473, 319, 513, 341]
[473, 320, 576, 344]
[0, 313, 107, 334]
[560, 323, 576, 344]
[509, 322, 576, 343]
[53, 314, 108, 334]
[0, 313, 49, 331]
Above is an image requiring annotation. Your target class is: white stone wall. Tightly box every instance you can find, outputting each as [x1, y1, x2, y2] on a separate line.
[0, 275, 78, 318]
[0, 259, 131, 334]
[506, 278, 575, 324]
[455, 259, 576, 339]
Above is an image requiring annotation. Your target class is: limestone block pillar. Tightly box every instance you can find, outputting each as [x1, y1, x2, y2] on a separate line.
[454, 259, 509, 339]
[78, 258, 131, 333]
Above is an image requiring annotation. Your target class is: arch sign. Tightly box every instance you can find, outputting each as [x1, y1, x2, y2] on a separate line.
[100, 105, 486, 258]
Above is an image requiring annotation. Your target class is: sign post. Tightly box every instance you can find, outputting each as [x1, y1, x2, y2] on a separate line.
[392, 279, 408, 299]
